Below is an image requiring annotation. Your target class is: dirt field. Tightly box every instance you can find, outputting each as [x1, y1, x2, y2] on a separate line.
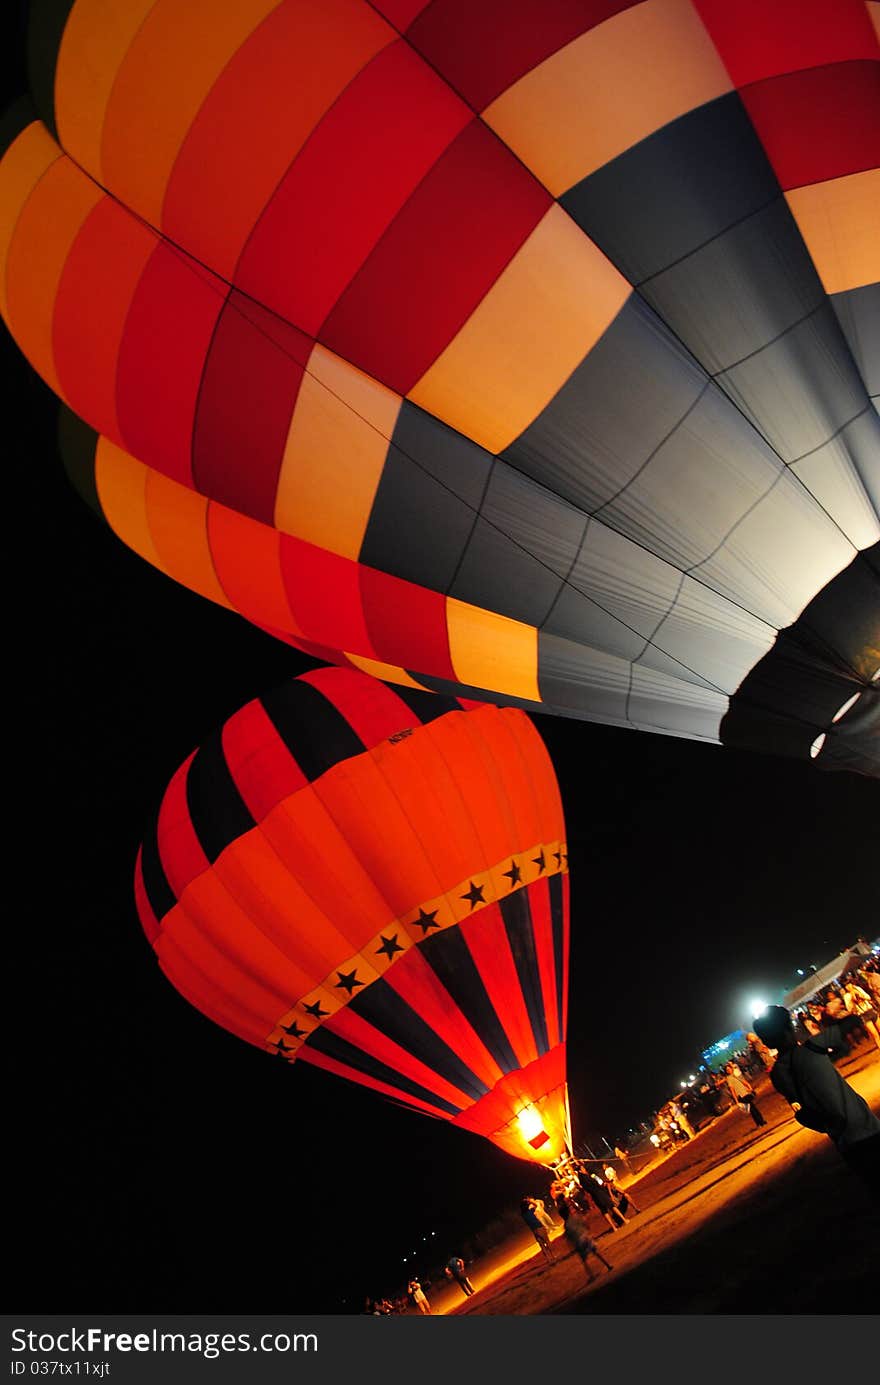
[424, 1046, 880, 1315]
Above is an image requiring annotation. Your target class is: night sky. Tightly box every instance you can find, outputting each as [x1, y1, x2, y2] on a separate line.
[6, 6, 878, 1315]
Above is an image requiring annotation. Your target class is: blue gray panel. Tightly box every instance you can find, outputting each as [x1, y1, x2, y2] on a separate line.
[503, 295, 705, 512]
[560, 92, 780, 285]
[831, 283, 880, 403]
[359, 400, 492, 592]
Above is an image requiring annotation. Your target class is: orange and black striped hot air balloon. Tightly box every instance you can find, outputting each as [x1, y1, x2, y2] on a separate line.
[135, 666, 572, 1165]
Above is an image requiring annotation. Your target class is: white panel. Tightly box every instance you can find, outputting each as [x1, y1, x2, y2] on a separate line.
[649, 575, 778, 693]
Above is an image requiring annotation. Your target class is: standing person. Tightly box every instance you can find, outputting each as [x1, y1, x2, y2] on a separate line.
[576, 1164, 627, 1230]
[842, 980, 880, 1050]
[670, 1099, 695, 1140]
[724, 1061, 767, 1127]
[748, 1031, 775, 1071]
[444, 1255, 475, 1297]
[613, 1144, 631, 1175]
[407, 1278, 432, 1315]
[554, 1194, 613, 1281]
[520, 1196, 555, 1262]
[753, 1006, 880, 1193]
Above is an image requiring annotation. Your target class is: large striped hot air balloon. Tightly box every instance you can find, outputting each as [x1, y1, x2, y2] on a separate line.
[136, 666, 572, 1165]
[2, 0, 878, 772]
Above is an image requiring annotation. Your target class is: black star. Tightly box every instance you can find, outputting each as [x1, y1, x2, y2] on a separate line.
[532, 849, 546, 874]
[461, 881, 485, 910]
[281, 1019, 305, 1039]
[335, 968, 365, 995]
[554, 849, 567, 870]
[270, 1038, 293, 1055]
[415, 908, 440, 934]
[303, 1000, 328, 1020]
[502, 859, 522, 888]
[376, 933, 404, 960]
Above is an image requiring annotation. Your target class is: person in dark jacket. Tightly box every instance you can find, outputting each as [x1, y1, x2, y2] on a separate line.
[444, 1255, 475, 1297]
[519, 1197, 555, 1262]
[753, 1005, 880, 1193]
[575, 1163, 627, 1230]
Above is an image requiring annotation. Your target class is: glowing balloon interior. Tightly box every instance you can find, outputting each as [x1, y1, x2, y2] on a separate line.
[135, 667, 572, 1164]
[1, 0, 878, 772]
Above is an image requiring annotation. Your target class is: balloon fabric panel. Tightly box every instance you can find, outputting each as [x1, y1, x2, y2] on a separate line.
[2, 0, 879, 771]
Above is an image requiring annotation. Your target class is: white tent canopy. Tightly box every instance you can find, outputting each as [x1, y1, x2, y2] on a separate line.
[781, 942, 872, 1009]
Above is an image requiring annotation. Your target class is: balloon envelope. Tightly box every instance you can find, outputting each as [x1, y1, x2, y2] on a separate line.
[2, 0, 878, 771]
[136, 667, 572, 1164]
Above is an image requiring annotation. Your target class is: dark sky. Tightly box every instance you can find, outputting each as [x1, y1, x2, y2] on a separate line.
[5, 7, 878, 1314]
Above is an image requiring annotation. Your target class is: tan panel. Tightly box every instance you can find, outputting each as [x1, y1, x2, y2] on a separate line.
[0, 123, 62, 322]
[868, 2, 880, 44]
[345, 653, 431, 690]
[483, 0, 732, 195]
[446, 598, 540, 703]
[275, 344, 401, 558]
[786, 170, 880, 295]
[55, 0, 157, 180]
[144, 469, 235, 609]
[100, 0, 282, 228]
[95, 437, 169, 575]
[408, 205, 630, 453]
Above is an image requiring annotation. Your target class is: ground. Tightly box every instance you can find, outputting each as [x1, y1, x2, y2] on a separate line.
[420, 1045, 880, 1315]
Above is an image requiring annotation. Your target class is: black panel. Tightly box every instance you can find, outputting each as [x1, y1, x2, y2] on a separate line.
[58, 407, 102, 520]
[548, 874, 565, 1041]
[404, 670, 542, 715]
[503, 295, 705, 514]
[450, 517, 566, 627]
[349, 978, 489, 1102]
[139, 822, 177, 924]
[419, 928, 519, 1074]
[639, 197, 825, 375]
[561, 92, 781, 285]
[26, 0, 76, 140]
[388, 684, 469, 726]
[259, 679, 366, 782]
[722, 543, 880, 769]
[0, 96, 38, 159]
[499, 891, 549, 1056]
[359, 401, 492, 592]
[832, 283, 880, 404]
[302, 1025, 463, 1117]
[186, 731, 257, 864]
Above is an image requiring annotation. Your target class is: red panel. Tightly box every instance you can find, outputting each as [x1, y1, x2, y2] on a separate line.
[299, 665, 423, 745]
[297, 1045, 457, 1118]
[740, 62, 880, 190]
[156, 752, 211, 898]
[156, 941, 268, 1047]
[279, 536, 379, 656]
[52, 197, 154, 448]
[525, 876, 560, 1049]
[236, 40, 470, 336]
[359, 566, 456, 680]
[451, 1045, 566, 1138]
[561, 872, 570, 1035]
[221, 699, 309, 823]
[460, 902, 540, 1068]
[192, 291, 311, 525]
[325, 1005, 472, 1108]
[134, 848, 161, 943]
[694, 0, 878, 89]
[383, 946, 503, 1089]
[115, 242, 226, 487]
[407, 0, 636, 110]
[320, 118, 551, 395]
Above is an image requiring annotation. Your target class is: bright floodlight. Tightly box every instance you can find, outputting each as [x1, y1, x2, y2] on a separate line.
[750, 999, 768, 1019]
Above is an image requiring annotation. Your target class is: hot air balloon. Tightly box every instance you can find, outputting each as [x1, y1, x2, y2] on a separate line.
[2, 0, 878, 772]
[136, 665, 572, 1165]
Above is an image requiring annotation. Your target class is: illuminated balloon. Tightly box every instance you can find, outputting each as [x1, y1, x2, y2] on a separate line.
[2, 0, 878, 771]
[136, 666, 571, 1165]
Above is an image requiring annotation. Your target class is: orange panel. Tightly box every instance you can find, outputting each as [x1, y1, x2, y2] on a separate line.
[94, 437, 170, 576]
[54, 0, 157, 181]
[144, 470, 234, 609]
[483, 0, 732, 194]
[0, 122, 61, 323]
[207, 503, 305, 637]
[786, 169, 880, 295]
[446, 597, 542, 704]
[275, 344, 400, 559]
[156, 934, 269, 1047]
[4, 156, 102, 401]
[100, 0, 283, 230]
[163, 0, 395, 279]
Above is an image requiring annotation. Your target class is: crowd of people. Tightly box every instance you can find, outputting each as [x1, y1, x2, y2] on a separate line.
[363, 954, 879, 1314]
